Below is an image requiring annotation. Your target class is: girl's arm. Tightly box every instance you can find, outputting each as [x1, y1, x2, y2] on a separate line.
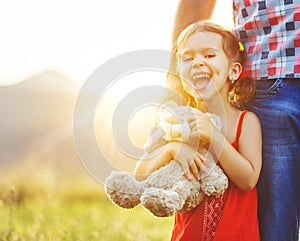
[213, 112, 262, 191]
[134, 144, 173, 181]
[134, 142, 206, 181]
[191, 112, 262, 192]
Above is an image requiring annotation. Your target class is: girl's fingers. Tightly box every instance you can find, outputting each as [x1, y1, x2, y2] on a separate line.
[183, 165, 192, 180]
[189, 120, 200, 138]
[165, 115, 177, 124]
[189, 161, 200, 180]
[181, 159, 198, 180]
[188, 155, 208, 180]
[190, 121, 202, 135]
[190, 109, 203, 117]
[190, 131, 200, 139]
[189, 120, 198, 129]
[198, 152, 207, 163]
[195, 154, 208, 174]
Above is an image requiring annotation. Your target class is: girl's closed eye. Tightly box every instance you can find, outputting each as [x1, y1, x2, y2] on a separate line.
[204, 51, 217, 58]
[205, 54, 216, 58]
[182, 54, 193, 62]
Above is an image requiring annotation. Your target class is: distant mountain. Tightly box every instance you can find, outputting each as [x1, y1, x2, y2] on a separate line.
[0, 70, 81, 171]
[0, 69, 158, 182]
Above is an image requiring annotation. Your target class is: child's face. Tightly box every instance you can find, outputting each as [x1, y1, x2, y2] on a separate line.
[177, 31, 233, 102]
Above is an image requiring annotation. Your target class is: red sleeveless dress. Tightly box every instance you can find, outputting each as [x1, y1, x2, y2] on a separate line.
[170, 111, 260, 241]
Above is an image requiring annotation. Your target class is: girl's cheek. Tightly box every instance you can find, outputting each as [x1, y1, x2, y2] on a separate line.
[178, 63, 190, 75]
[176, 66, 184, 77]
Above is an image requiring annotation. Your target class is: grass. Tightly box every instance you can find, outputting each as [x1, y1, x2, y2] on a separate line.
[0, 173, 173, 241]
[2, 159, 298, 241]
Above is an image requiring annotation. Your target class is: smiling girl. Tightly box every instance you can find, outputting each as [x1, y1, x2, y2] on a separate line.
[135, 21, 262, 241]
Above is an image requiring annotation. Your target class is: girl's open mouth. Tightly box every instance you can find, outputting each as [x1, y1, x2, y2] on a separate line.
[191, 73, 211, 90]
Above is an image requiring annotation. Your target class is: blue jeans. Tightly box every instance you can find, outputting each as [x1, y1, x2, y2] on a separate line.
[245, 78, 300, 241]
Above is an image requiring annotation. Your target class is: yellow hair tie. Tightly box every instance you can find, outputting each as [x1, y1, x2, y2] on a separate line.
[238, 41, 244, 52]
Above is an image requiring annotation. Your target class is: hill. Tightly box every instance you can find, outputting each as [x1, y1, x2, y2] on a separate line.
[0, 70, 81, 171]
[0, 69, 159, 188]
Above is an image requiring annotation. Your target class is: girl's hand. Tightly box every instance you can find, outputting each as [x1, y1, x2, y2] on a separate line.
[188, 111, 216, 143]
[168, 142, 207, 180]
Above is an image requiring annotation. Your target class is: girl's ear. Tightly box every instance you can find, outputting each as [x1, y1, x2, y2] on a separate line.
[229, 62, 243, 81]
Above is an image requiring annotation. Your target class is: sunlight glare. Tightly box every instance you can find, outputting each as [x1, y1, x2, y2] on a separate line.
[212, 0, 233, 29]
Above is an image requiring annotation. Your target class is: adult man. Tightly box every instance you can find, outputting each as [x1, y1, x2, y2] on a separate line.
[168, 1, 300, 240]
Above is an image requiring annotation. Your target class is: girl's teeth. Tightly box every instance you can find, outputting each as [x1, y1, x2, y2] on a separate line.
[193, 74, 210, 80]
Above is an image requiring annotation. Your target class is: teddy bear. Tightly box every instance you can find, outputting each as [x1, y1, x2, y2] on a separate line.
[104, 101, 228, 217]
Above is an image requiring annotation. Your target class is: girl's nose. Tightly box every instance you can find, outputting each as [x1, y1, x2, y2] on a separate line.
[192, 56, 205, 67]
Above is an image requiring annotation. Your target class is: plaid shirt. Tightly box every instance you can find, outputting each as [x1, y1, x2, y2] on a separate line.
[232, 0, 300, 80]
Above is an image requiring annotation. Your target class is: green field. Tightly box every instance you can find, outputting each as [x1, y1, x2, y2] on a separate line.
[1, 164, 298, 241]
[0, 177, 173, 241]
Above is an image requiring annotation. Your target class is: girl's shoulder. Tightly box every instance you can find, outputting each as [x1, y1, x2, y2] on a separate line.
[238, 110, 262, 140]
[234, 110, 261, 142]
[241, 110, 261, 127]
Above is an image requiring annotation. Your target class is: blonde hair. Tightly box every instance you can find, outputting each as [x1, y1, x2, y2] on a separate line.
[168, 20, 255, 109]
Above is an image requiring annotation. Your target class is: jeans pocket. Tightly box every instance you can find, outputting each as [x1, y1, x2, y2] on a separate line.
[254, 78, 284, 99]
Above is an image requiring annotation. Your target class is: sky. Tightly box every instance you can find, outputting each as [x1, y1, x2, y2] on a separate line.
[0, 0, 232, 85]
